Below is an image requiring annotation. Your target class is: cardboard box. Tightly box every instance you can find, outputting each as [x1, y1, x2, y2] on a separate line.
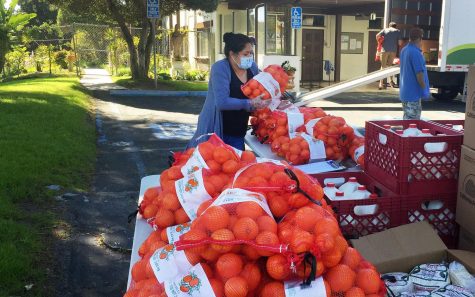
[351, 221, 475, 275]
[464, 66, 475, 150]
[459, 227, 475, 253]
[456, 145, 475, 230]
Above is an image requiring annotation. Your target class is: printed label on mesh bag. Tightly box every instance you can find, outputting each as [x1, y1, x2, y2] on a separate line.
[150, 244, 193, 283]
[286, 112, 305, 133]
[166, 222, 192, 244]
[284, 277, 326, 296]
[409, 263, 450, 292]
[210, 188, 274, 218]
[253, 72, 282, 99]
[354, 146, 365, 161]
[180, 149, 209, 176]
[176, 169, 212, 220]
[304, 118, 322, 135]
[289, 132, 326, 161]
[164, 264, 215, 297]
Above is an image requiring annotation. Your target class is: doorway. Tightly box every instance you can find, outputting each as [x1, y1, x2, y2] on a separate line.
[301, 29, 324, 86]
[367, 30, 381, 73]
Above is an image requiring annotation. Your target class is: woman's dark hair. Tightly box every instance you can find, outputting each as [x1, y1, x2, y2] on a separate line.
[223, 32, 253, 58]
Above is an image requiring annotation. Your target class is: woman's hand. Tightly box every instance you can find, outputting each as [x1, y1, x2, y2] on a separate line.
[250, 95, 272, 110]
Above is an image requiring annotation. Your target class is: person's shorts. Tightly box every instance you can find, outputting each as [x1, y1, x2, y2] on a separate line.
[402, 100, 422, 120]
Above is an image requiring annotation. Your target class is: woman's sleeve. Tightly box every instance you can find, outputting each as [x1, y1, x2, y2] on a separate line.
[211, 63, 252, 111]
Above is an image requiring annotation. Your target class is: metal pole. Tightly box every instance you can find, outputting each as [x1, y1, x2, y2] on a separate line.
[153, 19, 158, 89]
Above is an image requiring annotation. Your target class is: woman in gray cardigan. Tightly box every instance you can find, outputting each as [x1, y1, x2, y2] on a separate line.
[188, 33, 270, 150]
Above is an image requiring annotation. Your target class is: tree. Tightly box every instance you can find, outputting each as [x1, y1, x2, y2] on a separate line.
[50, 0, 218, 80]
[0, 0, 36, 75]
[18, 0, 58, 26]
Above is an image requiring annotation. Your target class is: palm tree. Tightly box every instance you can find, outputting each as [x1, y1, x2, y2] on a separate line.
[0, 0, 36, 75]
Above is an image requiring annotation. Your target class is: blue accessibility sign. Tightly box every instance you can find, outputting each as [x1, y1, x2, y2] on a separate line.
[147, 0, 160, 19]
[291, 7, 302, 29]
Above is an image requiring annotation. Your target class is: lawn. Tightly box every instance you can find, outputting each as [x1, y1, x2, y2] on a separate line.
[0, 75, 96, 296]
[113, 76, 208, 91]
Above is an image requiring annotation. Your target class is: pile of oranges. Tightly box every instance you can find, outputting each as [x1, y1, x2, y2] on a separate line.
[349, 136, 365, 168]
[310, 115, 355, 161]
[242, 65, 289, 100]
[125, 136, 385, 297]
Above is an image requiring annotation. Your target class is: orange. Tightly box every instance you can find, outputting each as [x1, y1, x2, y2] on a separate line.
[174, 208, 190, 224]
[161, 192, 180, 211]
[241, 151, 256, 163]
[260, 281, 285, 297]
[148, 240, 167, 254]
[184, 250, 201, 265]
[315, 233, 335, 253]
[207, 159, 222, 173]
[277, 222, 293, 243]
[233, 217, 259, 240]
[222, 159, 240, 174]
[216, 253, 243, 279]
[247, 176, 269, 188]
[325, 264, 356, 293]
[341, 247, 362, 270]
[167, 166, 183, 180]
[255, 231, 280, 256]
[266, 254, 290, 280]
[224, 276, 249, 297]
[288, 193, 309, 208]
[131, 260, 147, 282]
[211, 229, 235, 253]
[208, 175, 226, 192]
[202, 206, 230, 232]
[268, 195, 289, 218]
[314, 217, 340, 237]
[295, 206, 321, 231]
[204, 181, 217, 197]
[144, 187, 160, 201]
[153, 209, 175, 228]
[213, 147, 233, 164]
[236, 201, 263, 219]
[160, 229, 168, 242]
[322, 248, 342, 268]
[358, 260, 376, 271]
[210, 278, 224, 297]
[228, 215, 238, 230]
[199, 142, 215, 161]
[241, 245, 260, 260]
[290, 230, 314, 254]
[345, 287, 366, 297]
[201, 262, 213, 279]
[334, 235, 349, 255]
[356, 268, 381, 294]
[256, 216, 277, 233]
[251, 163, 274, 179]
[240, 263, 261, 291]
[200, 247, 220, 262]
[142, 204, 158, 219]
[138, 230, 161, 256]
[197, 200, 213, 217]
[181, 229, 207, 254]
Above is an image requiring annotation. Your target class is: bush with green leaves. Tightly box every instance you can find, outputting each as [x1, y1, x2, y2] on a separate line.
[184, 69, 208, 81]
[116, 67, 131, 77]
[54, 50, 69, 70]
[4, 46, 28, 77]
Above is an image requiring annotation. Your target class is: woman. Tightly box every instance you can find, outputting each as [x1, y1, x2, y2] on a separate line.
[188, 33, 270, 150]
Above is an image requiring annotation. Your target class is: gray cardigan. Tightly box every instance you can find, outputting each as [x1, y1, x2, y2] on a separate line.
[187, 58, 259, 148]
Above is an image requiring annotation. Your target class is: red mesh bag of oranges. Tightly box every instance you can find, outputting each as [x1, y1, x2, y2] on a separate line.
[241, 65, 289, 100]
[180, 133, 243, 177]
[271, 132, 326, 165]
[231, 163, 327, 219]
[175, 188, 288, 261]
[307, 115, 356, 161]
[349, 136, 365, 168]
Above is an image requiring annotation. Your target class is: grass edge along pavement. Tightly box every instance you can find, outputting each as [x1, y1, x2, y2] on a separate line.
[0, 75, 96, 296]
[113, 75, 208, 91]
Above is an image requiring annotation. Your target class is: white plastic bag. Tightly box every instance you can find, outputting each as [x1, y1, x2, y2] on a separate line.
[449, 261, 475, 294]
[383, 272, 414, 297]
[431, 285, 475, 297]
[409, 263, 450, 292]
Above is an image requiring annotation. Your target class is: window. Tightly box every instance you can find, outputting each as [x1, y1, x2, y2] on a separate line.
[302, 15, 325, 27]
[265, 5, 296, 55]
[218, 14, 233, 53]
[196, 30, 209, 57]
[233, 10, 247, 35]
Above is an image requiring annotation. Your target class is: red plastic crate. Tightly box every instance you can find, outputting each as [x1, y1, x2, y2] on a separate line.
[400, 192, 458, 248]
[365, 120, 463, 195]
[311, 171, 401, 239]
[428, 119, 465, 134]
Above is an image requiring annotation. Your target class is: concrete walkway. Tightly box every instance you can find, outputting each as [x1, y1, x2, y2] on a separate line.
[53, 69, 204, 297]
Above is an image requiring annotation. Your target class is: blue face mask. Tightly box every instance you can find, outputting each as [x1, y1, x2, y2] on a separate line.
[234, 55, 254, 70]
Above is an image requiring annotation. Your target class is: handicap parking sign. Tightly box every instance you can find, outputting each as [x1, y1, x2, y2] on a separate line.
[291, 7, 302, 29]
[147, 0, 160, 19]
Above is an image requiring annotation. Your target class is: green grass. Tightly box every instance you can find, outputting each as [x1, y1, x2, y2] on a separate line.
[113, 76, 208, 91]
[0, 76, 96, 296]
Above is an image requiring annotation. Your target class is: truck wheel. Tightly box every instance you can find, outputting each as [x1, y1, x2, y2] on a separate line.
[431, 88, 459, 100]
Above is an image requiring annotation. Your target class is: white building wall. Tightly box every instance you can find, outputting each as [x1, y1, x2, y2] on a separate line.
[340, 16, 370, 81]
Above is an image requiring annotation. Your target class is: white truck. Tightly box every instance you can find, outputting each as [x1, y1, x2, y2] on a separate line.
[386, 0, 475, 100]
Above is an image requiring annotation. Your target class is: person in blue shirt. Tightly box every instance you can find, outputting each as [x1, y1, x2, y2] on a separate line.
[188, 33, 270, 150]
[399, 27, 431, 120]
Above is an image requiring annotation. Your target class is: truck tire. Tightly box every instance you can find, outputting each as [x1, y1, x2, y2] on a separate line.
[431, 88, 459, 100]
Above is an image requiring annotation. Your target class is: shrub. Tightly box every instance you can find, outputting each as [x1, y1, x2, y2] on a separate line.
[54, 50, 69, 70]
[116, 67, 131, 77]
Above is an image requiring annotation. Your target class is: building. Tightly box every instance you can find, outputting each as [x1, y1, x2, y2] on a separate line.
[163, 0, 385, 92]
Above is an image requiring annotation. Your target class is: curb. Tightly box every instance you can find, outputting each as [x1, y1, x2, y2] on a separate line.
[110, 89, 208, 97]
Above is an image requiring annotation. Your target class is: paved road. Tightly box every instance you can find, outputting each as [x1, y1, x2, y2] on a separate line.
[54, 70, 465, 297]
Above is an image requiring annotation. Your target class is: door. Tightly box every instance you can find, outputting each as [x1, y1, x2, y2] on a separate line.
[367, 31, 380, 73]
[301, 29, 324, 82]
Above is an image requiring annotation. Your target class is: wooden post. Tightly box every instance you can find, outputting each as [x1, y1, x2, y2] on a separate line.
[334, 14, 342, 82]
